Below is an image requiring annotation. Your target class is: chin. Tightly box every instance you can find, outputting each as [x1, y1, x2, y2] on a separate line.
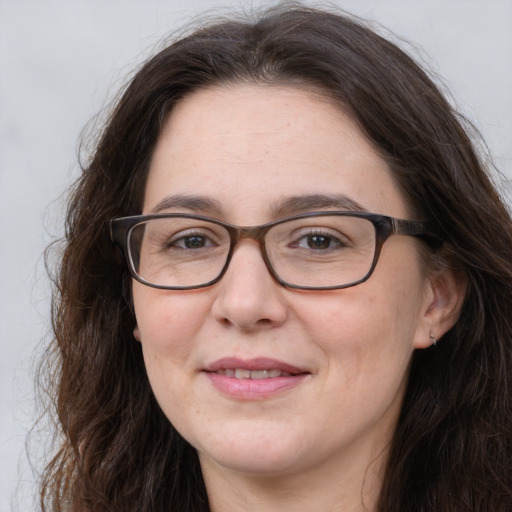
[191, 425, 311, 476]
[199, 448, 306, 477]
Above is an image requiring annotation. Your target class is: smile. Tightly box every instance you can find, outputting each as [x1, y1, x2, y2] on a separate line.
[214, 369, 293, 379]
[204, 358, 310, 399]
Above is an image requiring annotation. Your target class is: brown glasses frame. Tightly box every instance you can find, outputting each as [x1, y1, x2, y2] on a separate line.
[110, 211, 442, 291]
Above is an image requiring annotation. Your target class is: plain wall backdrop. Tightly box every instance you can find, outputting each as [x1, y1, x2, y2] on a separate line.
[1, 0, 511, 510]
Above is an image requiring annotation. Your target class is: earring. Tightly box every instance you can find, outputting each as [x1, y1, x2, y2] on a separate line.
[430, 332, 437, 346]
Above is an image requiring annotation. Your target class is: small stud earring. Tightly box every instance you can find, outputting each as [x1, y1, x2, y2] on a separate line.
[430, 332, 437, 346]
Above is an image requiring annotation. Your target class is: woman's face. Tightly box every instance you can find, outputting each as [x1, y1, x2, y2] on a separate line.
[133, 84, 434, 481]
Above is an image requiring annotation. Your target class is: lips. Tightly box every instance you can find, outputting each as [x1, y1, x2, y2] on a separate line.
[204, 357, 310, 399]
[215, 368, 292, 379]
[205, 357, 307, 376]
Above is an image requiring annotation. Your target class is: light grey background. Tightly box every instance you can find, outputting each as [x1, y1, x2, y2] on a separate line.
[1, 1, 511, 510]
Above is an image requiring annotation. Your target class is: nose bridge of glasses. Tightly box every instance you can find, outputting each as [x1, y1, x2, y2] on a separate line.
[237, 225, 268, 244]
[225, 224, 272, 268]
[224, 223, 269, 248]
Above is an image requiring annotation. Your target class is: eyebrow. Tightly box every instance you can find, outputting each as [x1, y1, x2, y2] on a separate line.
[149, 193, 367, 218]
[271, 194, 368, 217]
[150, 195, 224, 215]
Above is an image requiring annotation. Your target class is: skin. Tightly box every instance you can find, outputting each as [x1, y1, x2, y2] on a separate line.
[132, 84, 463, 511]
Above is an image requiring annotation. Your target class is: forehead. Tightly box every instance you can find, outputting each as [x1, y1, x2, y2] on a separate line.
[144, 84, 409, 222]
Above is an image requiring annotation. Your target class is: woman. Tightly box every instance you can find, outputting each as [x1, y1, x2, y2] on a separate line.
[41, 4, 512, 511]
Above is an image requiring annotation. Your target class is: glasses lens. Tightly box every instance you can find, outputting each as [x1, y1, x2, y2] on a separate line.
[124, 214, 378, 289]
[128, 217, 231, 288]
[266, 215, 377, 288]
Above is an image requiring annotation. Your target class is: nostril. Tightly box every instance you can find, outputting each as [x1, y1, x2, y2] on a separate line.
[212, 286, 287, 330]
[215, 310, 275, 330]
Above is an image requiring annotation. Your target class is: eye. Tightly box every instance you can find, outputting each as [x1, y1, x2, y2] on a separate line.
[292, 229, 347, 251]
[168, 230, 217, 250]
[303, 234, 339, 250]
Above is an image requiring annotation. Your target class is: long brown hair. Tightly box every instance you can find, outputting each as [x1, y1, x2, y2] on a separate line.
[41, 4, 512, 511]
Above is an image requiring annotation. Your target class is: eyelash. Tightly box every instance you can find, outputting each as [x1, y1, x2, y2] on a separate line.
[290, 228, 348, 250]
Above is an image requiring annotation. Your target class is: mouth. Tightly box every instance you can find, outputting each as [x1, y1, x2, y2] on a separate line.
[205, 357, 308, 377]
[212, 368, 296, 379]
[203, 357, 310, 399]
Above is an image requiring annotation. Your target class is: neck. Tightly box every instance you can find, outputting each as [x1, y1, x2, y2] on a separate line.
[200, 442, 388, 512]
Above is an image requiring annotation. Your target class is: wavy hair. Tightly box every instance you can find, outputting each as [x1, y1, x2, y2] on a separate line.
[41, 4, 512, 511]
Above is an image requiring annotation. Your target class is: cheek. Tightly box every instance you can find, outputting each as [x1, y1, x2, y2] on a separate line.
[132, 288, 215, 429]
[295, 275, 424, 378]
[133, 285, 212, 364]
[302, 296, 391, 376]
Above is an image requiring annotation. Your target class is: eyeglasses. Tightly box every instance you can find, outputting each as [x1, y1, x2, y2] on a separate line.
[109, 211, 440, 290]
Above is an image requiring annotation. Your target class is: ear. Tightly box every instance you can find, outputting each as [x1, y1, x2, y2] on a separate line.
[413, 269, 467, 349]
[133, 325, 142, 342]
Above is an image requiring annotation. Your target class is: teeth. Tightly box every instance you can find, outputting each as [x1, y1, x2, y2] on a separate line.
[250, 370, 269, 380]
[215, 369, 292, 379]
[235, 369, 251, 379]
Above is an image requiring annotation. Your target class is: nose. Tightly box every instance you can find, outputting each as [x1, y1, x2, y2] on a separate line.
[211, 240, 288, 330]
